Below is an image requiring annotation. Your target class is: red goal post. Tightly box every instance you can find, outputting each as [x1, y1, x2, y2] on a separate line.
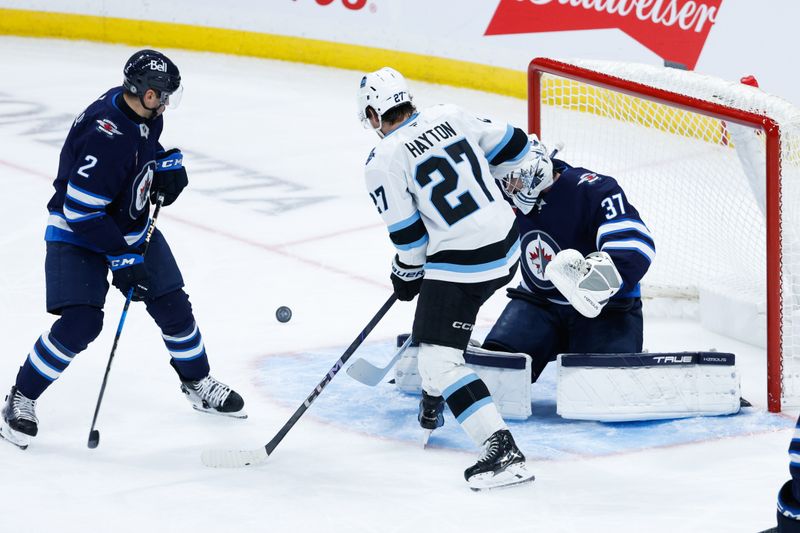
[528, 57, 794, 412]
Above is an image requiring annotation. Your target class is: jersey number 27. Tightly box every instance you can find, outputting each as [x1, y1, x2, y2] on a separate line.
[414, 139, 494, 225]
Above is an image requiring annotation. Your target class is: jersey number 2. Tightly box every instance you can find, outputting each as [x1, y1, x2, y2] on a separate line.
[77, 155, 98, 178]
[414, 139, 493, 225]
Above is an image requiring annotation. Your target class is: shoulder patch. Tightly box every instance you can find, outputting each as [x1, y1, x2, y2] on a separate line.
[95, 118, 123, 138]
[577, 172, 601, 186]
[365, 148, 376, 166]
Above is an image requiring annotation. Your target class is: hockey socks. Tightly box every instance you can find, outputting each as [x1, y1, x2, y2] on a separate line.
[16, 332, 77, 400]
[442, 372, 507, 445]
[162, 322, 210, 381]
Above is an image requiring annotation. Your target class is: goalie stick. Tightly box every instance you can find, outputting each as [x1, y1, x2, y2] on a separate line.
[201, 294, 398, 468]
[346, 334, 413, 386]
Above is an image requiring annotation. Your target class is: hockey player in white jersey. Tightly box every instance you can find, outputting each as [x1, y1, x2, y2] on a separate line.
[357, 67, 534, 490]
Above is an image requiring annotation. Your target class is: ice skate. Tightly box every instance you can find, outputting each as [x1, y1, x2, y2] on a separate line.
[418, 391, 444, 447]
[464, 429, 535, 491]
[180, 375, 247, 419]
[0, 386, 39, 450]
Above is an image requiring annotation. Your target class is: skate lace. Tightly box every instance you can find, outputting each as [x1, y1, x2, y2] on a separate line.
[193, 376, 231, 408]
[476, 435, 502, 465]
[12, 391, 38, 423]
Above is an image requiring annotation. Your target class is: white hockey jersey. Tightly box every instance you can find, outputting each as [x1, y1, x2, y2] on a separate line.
[364, 104, 529, 283]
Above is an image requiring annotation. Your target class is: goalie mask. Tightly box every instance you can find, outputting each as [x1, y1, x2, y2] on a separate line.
[357, 67, 413, 135]
[500, 134, 554, 214]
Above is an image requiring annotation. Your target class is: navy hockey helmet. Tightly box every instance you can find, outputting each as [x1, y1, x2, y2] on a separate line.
[123, 49, 182, 109]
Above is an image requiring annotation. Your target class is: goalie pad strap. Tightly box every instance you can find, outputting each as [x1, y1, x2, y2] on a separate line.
[559, 352, 735, 368]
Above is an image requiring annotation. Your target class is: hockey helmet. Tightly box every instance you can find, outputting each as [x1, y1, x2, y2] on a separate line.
[500, 134, 554, 213]
[123, 49, 183, 109]
[357, 67, 413, 130]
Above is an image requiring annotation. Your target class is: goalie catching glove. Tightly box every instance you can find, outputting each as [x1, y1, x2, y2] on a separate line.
[391, 255, 424, 301]
[498, 134, 554, 214]
[545, 250, 622, 318]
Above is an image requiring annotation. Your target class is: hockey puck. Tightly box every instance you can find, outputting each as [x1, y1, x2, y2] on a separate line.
[276, 306, 292, 323]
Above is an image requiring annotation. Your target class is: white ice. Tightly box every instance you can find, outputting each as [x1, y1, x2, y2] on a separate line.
[0, 37, 792, 533]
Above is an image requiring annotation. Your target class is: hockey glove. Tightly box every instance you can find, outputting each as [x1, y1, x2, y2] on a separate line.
[391, 255, 424, 301]
[151, 148, 188, 206]
[106, 250, 151, 301]
[545, 250, 622, 318]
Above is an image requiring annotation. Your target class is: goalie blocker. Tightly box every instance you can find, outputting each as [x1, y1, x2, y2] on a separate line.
[394, 334, 532, 420]
[557, 352, 741, 422]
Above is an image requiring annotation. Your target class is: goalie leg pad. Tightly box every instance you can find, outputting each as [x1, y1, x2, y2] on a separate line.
[557, 352, 741, 422]
[394, 334, 423, 393]
[396, 335, 533, 420]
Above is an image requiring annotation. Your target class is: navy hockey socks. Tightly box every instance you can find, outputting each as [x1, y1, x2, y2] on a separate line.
[161, 322, 210, 381]
[15, 306, 103, 399]
[15, 333, 76, 400]
[145, 290, 211, 381]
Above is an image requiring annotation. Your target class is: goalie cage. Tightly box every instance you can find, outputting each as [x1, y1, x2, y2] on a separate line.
[528, 58, 800, 412]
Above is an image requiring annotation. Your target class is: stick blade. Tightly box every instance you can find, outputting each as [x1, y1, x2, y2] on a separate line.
[345, 358, 386, 386]
[201, 447, 269, 468]
[87, 429, 100, 449]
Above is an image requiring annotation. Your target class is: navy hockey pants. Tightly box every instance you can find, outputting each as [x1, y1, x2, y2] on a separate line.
[483, 290, 643, 382]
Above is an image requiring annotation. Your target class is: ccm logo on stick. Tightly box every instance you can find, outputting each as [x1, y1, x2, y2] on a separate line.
[452, 322, 474, 331]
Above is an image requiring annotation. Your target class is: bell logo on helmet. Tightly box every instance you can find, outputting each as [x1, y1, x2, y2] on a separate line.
[149, 59, 167, 72]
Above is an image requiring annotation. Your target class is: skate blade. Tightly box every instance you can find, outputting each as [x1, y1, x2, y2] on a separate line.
[421, 429, 433, 448]
[0, 423, 30, 450]
[468, 462, 535, 492]
[191, 405, 248, 419]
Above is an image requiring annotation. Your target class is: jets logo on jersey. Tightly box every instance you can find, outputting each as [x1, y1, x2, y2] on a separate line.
[577, 172, 600, 186]
[520, 230, 560, 289]
[129, 162, 156, 218]
[96, 119, 122, 137]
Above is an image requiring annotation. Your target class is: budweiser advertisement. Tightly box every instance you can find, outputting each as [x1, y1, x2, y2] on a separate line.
[485, 0, 723, 69]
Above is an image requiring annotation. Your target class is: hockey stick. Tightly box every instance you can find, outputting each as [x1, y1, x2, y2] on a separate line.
[346, 334, 413, 386]
[201, 294, 398, 468]
[87, 194, 166, 449]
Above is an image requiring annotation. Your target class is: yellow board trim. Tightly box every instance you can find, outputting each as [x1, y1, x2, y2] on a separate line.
[0, 8, 526, 98]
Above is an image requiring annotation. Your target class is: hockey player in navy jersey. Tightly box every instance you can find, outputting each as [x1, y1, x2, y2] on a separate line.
[0, 50, 246, 450]
[481, 136, 655, 382]
[357, 67, 537, 490]
[776, 417, 800, 531]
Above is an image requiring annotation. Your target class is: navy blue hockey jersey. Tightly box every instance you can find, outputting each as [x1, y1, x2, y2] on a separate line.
[45, 87, 164, 253]
[515, 159, 655, 304]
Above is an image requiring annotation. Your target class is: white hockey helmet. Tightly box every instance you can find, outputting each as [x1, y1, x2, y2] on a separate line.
[500, 134, 555, 214]
[357, 67, 413, 132]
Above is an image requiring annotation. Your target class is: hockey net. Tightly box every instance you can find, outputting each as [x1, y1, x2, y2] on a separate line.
[528, 58, 800, 412]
